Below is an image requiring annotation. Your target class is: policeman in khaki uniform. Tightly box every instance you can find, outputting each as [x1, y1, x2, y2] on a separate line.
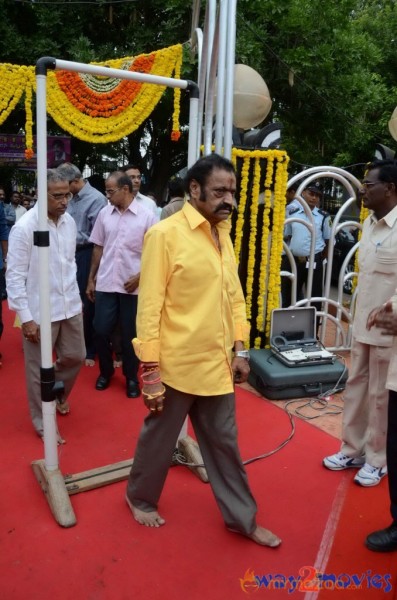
[282, 182, 331, 320]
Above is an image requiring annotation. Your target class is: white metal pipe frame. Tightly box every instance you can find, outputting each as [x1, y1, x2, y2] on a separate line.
[35, 56, 200, 472]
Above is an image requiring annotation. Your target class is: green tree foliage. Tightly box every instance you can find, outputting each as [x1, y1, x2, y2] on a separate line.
[0, 0, 193, 195]
[236, 0, 395, 173]
[1, 0, 397, 190]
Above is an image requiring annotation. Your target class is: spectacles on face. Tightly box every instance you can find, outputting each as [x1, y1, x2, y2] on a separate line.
[362, 181, 383, 189]
[105, 188, 121, 197]
[48, 192, 72, 201]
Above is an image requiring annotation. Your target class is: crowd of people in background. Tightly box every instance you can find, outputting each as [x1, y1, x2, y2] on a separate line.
[4, 157, 397, 551]
[0, 163, 186, 418]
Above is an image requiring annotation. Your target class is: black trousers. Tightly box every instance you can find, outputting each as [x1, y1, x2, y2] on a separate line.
[387, 390, 397, 523]
[93, 291, 139, 381]
[76, 246, 96, 360]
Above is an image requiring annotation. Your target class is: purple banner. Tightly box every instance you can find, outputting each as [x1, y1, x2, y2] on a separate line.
[0, 134, 71, 168]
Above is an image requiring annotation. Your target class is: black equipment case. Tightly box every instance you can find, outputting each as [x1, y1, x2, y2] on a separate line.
[248, 348, 348, 400]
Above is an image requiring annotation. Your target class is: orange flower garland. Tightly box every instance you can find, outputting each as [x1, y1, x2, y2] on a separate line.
[55, 53, 156, 118]
[0, 43, 184, 154]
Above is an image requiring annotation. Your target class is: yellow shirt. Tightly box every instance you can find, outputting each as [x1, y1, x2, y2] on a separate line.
[133, 202, 250, 395]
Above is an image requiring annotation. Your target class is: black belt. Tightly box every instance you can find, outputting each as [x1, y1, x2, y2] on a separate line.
[294, 252, 322, 263]
[76, 243, 94, 252]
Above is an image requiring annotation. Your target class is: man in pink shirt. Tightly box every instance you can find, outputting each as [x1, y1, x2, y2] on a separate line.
[87, 171, 158, 398]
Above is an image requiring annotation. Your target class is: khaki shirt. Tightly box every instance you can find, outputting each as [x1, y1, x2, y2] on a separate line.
[353, 205, 397, 347]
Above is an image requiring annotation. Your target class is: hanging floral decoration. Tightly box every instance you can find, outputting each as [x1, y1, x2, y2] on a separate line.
[233, 155, 250, 265]
[231, 148, 289, 348]
[353, 200, 369, 293]
[0, 43, 184, 157]
[244, 157, 261, 322]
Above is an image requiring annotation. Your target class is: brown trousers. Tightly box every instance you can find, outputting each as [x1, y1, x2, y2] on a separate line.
[127, 385, 257, 535]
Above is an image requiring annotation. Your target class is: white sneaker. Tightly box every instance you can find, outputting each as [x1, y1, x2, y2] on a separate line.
[354, 463, 387, 487]
[323, 452, 365, 471]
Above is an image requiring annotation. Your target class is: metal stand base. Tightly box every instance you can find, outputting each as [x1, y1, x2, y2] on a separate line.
[31, 436, 208, 527]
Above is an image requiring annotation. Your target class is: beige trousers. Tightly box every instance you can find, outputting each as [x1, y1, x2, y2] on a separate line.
[341, 338, 391, 467]
[22, 314, 85, 435]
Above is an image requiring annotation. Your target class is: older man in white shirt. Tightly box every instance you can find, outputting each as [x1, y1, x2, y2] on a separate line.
[6, 169, 85, 440]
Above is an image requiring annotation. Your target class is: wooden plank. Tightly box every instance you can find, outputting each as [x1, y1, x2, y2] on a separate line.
[177, 436, 208, 483]
[64, 458, 134, 495]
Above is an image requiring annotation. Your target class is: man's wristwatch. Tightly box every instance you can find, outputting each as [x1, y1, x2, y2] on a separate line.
[234, 349, 250, 360]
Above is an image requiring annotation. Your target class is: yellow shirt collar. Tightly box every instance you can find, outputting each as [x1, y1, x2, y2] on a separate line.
[182, 200, 232, 233]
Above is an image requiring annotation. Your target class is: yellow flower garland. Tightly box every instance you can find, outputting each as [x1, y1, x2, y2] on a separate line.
[264, 155, 289, 344]
[0, 44, 184, 155]
[352, 201, 369, 293]
[245, 157, 260, 322]
[233, 155, 250, 265]
[231, 147, 289, 348]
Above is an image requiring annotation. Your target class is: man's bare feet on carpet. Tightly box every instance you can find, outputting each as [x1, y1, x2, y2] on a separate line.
[125, 495, 165, 527]
[85, 358, 95, 367]
[229, 525, 281, 547]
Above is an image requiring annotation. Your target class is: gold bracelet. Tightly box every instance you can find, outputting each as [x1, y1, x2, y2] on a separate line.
[142, 386, 166, 401]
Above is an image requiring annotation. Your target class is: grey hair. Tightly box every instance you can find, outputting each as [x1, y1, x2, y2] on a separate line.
[47, 168, 70, 186]
[56, 162, 82, 181]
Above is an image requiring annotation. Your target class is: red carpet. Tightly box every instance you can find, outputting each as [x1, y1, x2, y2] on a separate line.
[0, 303, 393, 599]
[316, 476, 397, 599]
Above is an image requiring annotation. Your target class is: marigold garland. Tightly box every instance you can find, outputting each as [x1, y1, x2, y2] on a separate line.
[0, 43, 184, 155]
[171, 46, 183, 141]
[231, 147, 289, 348]
[353, 200, 369, 293]
[233, 155, 250, 265]
[245, 157, 260, 322]
[264, 155, 289, 344]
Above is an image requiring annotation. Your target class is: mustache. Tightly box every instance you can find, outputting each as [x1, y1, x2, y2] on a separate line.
[215, 203, 234, 213]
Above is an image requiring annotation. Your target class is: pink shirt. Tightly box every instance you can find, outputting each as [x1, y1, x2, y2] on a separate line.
[89, 200, 158, 295]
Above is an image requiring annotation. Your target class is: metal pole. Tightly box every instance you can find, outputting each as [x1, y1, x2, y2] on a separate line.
[214, 0, 227, 154]
[223, 0, 237, 159]
[187, 83, 200, 166]
[36, 65, 58, 471]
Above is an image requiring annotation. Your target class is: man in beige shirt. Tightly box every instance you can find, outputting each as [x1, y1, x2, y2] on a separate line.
[160, 178, 185, 220]
[323, 160, 397, 486]
[365, 298, 397, 551]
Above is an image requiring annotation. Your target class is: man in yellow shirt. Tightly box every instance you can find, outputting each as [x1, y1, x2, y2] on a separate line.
[125, 154, 281, 547]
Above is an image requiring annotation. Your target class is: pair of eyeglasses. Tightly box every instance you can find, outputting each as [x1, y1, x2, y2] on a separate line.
[105, 188, 121, 196]
[48, 192, 72, 201]
[362, 181, 383, 189]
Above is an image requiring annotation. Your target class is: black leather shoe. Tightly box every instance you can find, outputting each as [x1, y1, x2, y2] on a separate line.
[366, 523, 397, 552]
[95, 375, 112, 391]
[126, 379, 140, 398]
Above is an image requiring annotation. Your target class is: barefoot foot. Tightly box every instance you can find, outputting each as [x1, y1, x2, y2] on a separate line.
[228, 525, 281, 548]
[85, 358, 95, 367]
[249, 525, 281, 547]
[125, 495, 165, 528]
